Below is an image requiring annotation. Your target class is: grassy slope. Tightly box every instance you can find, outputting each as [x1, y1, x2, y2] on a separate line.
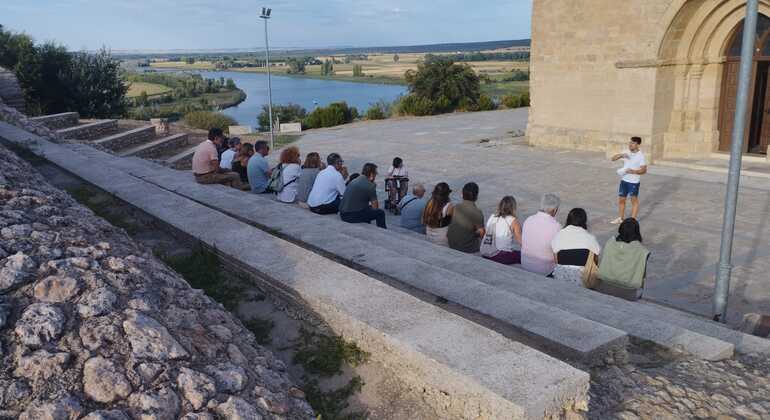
[127, 82, 173, 98]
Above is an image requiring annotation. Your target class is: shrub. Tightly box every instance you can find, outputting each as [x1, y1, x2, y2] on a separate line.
[258, 103, 307, 131]
[476, 94, 497, 111]
[520, 91, 530, 107]
[502, 94, 522, 109]
[402, 57, 480, 116]
[365, 99, 392, 120]
[183, 111, 237, 132]
[303, 102, 357, 129]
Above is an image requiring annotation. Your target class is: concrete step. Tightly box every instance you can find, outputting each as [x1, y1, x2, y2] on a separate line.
[164, 144, 198, 169]
[93, 125, 156, 151]
[56, 119, 118, 140]
[28, 112, 79, 130]
[119, 133, 190, 158]
[0, 125, 591, 419]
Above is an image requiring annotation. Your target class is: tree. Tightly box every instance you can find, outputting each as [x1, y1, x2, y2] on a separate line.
[62, 49, 128, 118]
[137, 91, 149, 106]
[402, 57, 481, 115]
[320, 59, 334, 76]
[352, 64, 364, 77]
[0, 25, 34, 70]
[258, 103, 307, 131]
[185, 56, 195, 64]
[225, 78, 237, 90]
[286, 58, 306, 74]
[393, 54, 400, 63]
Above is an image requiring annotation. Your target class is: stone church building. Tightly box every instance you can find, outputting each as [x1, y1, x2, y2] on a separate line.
[528, 0, 770, 161]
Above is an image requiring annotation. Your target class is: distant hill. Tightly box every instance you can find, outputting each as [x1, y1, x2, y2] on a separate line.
[112, 39, 531, 59]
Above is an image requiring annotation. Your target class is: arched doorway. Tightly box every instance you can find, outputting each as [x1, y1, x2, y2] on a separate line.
[719, 14, 770, 154]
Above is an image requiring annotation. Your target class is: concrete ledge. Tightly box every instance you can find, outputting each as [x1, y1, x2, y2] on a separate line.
[93, 125, 156, 150]
[0, 124, 590, 419]
[119, 133, 189, 158]
[28, 112, 79, 129]
[56, 119, 118, 140]
[164, 144, 197, 169]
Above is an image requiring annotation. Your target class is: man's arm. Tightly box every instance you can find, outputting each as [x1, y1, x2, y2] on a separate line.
[611, 153, 628, 161]
[628, 165, 648, 175]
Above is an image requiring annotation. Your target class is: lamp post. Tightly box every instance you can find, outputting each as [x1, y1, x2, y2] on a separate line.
[713, 0, 759, 323]
[259, 7, 274, 151]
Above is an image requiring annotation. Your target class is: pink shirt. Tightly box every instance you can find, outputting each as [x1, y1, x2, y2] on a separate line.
[521, 212, 562, 275]
[192, 140, 218, 175]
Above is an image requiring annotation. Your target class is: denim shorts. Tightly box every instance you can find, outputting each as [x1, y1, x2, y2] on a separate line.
[619, 180, 641, 197]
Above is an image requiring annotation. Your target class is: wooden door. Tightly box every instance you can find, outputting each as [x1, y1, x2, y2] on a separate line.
[758, 63, 770, 154]
[719, 61, 741, 151]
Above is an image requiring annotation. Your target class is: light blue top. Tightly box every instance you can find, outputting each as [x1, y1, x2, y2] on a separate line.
[399, 194, 427, 234]
[247, 154, 270, 193]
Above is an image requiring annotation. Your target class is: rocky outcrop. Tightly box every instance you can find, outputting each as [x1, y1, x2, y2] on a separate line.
[0, 141, 313, 418]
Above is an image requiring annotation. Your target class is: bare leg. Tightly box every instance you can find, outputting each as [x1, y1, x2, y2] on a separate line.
[630, 196, 640, 219]
[618, 197, 627, 220]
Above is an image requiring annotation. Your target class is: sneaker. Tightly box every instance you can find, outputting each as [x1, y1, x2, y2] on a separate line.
[610, 217, 623, 225]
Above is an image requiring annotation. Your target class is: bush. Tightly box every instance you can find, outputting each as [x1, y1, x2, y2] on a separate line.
[303, 102, 357, 129]
[184, 111, 237, 132]
[520, 91, 530, 107]
[258, 103, 307, 131]
[402, 57, 480, 116]
[476, 94, 497, 111]
[502, 94, 522, 109]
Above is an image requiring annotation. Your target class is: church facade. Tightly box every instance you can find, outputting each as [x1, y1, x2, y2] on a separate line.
[528, 0, 770, 161]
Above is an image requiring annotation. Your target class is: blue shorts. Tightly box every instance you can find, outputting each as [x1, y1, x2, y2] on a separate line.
[619, 180, 640, 197]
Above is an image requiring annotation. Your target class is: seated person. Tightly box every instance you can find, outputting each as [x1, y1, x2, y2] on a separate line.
[247, 141, 272, 194]
[339, 163, 386, 229]
[276, 146, 302, 203]
[296, 152, 324, 207]
[399, 183, 428, 234]
[597, 218, 650, 301]
[550, 208, 601, 285]
[481, 196, 522, 265]
[447, 182, 485, 253]
[422, 183, 453, 246]
[219, 137, 241, 170]
[385, 157, 409, 212]
[191, 128, 245, 189]
[231, 143, 253, 184]
[307, 153, 347, 215]
[521, 193, 562, 275]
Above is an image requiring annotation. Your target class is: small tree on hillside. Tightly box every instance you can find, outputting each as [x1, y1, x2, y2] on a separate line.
[287, 58, 306, 74]
[393, 54, 400, 63]
[352, 64, 364, 77]
[62, 48, 128, 118]
[402, 57, 481, 115]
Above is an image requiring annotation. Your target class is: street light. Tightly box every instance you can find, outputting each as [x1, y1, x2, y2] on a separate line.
[259, 7, 274, 151]
[713, 0, 759, 323]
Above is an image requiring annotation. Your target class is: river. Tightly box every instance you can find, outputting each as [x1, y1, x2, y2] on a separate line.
[194, 70, 407, 126]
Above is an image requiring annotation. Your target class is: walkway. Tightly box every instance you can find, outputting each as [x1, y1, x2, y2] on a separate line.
[295, 109, 770, 323]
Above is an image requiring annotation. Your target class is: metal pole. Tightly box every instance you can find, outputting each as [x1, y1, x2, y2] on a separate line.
[714, 0, 759, 323]
[263, 16, 275, 151]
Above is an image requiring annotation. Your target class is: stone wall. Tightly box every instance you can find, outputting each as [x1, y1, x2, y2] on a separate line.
[28, 112, 79, 130]
[59, 120, 119, 141]
[0, 143, 314, 418]
[94, 126, 156, 151]
[0, 96, 62, 143]
[0, 67, 25, 114]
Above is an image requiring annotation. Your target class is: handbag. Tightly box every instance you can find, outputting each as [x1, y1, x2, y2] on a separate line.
[582, 251, 600, 289]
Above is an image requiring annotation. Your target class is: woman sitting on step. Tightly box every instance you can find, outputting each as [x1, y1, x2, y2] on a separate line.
[422, 182, 454, 247]
[596, 218, 650, 301]
[550, 208, 601, 285]
[481, 196, 522, 265]
[231, 143, 254, 185]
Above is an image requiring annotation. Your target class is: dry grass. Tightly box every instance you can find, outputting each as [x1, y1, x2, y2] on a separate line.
[127, 82, 173, 98]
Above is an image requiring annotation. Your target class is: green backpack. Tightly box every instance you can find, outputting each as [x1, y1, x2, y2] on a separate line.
[266, 164, 298, 193]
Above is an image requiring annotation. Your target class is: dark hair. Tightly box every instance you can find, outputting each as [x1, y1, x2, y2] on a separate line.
[392, 157, 403, 168]
[327, 153, 342, 166]
[617, 218, 643, 243]
[496, 196, 517, 217]
[346, 173, 360, 185]
[238, 143, 254, 159]
[208, 127, 223, 140]
[462, 182, 479, 201]
[303, 152, 322, 169]
[565, 208, 588, 230]
[228, 137, 241, 147]
[631, 136, 642, 145]
[422, 182, 452, 227]
[362, 162, 378, 177]
[254, 140, 269, 153]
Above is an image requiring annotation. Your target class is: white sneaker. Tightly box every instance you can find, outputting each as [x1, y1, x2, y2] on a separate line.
[610, 217, 623, 225]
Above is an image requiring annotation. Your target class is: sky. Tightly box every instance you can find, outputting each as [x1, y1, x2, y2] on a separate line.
[1, 0, 532, 51]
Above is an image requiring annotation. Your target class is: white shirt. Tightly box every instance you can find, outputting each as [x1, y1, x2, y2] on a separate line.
[277, 163, 302, 203]
[307, 166, 346, 207]
[551, 226, 601, 255]
[220, 149, 236, 170]
[388, 165, 408, 177]
[485, 215, 516, 252]
[621, 150, 646, 184]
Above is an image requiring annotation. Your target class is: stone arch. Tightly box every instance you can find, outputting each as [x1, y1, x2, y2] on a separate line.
[651, 0, 770, 158]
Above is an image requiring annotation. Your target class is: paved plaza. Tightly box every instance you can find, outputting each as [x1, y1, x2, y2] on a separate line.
[294, 109, 770, 324]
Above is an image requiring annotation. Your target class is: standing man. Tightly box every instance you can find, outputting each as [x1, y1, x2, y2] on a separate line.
[339, 163, 387, 229]
[247, 141, 272, 194]
[611, 136, 647, 224]
[191, 128, 244, 189]
[307, 153, 348, 214]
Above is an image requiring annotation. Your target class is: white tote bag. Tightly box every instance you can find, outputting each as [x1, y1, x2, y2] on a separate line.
[480, 217, 499, 258]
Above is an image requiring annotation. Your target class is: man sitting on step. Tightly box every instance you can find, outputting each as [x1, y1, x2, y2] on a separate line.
[191, 128, 246, 190]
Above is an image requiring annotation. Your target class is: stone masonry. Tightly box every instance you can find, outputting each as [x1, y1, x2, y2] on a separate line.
[0, 142, 314, 418]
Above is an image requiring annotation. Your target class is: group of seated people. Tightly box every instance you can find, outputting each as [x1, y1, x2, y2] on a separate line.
[192, 130, 650, 300]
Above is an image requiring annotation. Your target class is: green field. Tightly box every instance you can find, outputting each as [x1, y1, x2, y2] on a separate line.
[127, 82, 172, 98]
[482, 81, 529, 99]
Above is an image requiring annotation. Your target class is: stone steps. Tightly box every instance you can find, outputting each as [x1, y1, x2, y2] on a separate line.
[56, 119, 118, 140]
[93, 125, 156, 151]
[28, 112, 79, 130]
[163, 144, 198, 169]
[118, 133, 190, 158]
[0, 123, 591, 419]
